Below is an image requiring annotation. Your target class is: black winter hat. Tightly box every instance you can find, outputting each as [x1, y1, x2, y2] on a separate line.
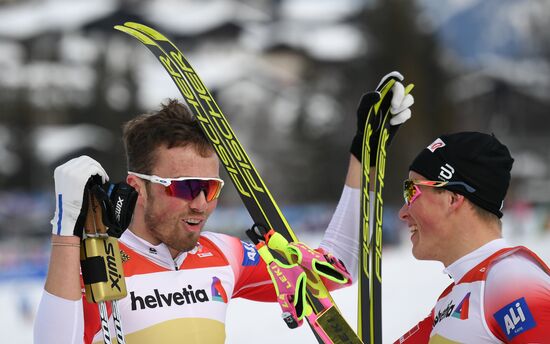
[409, 132, 514, 218]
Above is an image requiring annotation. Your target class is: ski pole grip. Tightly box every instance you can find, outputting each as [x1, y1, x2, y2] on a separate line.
[80, 187, 127, 303]
[84, 190, 108, 237]
[80, 236, 127, 303]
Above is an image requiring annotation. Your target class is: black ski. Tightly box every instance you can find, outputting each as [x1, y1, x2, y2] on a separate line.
[358, 78, 414, 344]
[115, 22, 362, 344]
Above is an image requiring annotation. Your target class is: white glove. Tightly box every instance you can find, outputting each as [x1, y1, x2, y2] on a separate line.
[375, 71, 414, 126]
[51, 156, 109, 237]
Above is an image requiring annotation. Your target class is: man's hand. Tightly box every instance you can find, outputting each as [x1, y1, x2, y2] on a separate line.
[50, 155, 109, 237]
[350, 71, 414, 165]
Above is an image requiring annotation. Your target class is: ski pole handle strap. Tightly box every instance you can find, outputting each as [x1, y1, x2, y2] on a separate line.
[267, 259, 311, 329]
[92, 181, 138, 238]
[291, 244, 352, 285]
[109, 182, 137, 235]
[245, 224, 266, 245]
[264, 232, 352, 286]
[247, 224, 313, 329]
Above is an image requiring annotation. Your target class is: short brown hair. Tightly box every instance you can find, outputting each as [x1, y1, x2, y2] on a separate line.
[122, 99, 213, 173]
[469, 199, 502, 227]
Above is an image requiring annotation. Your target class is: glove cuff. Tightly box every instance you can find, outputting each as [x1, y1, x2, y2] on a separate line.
[50, 201, 83, 237]
[51, 189, 89, 237]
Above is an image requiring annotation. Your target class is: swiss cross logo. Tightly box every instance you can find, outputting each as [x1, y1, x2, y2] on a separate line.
[494, 297, 536, 340]
[427, 138, 445, 152]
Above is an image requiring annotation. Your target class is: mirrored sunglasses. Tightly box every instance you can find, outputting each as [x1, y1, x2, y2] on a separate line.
[128, 171, 224, 202]
[403, 179, 476, 206]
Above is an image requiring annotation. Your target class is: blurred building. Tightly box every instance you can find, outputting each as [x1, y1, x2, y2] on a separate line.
[0, 0, 549, 239]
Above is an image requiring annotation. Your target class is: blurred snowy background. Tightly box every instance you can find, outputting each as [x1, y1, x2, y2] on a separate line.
[0, 0, 549, 343]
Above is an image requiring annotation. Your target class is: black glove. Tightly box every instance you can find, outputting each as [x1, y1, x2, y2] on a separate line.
[349, 72, 414, 166]
[90, 178, 138, 238]
[350, 91, 382, 165]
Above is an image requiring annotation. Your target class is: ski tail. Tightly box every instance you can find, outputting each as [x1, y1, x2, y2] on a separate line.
[115, 22, 363, 344]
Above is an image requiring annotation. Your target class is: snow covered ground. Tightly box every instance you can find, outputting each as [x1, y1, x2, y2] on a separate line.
[3, 232, 549, 344]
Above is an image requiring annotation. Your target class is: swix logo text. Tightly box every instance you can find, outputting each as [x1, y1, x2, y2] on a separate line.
[103, 240, 122, 292]
[130, 285, 209, 310]
[115, 196, 124, 223]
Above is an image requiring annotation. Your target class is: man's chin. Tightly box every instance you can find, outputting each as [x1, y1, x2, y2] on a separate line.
[179, 234, 201, 252]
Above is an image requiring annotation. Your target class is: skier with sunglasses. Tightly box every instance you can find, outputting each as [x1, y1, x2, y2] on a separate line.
[34, 71, 414, 343]
[396, 132, 550, 343]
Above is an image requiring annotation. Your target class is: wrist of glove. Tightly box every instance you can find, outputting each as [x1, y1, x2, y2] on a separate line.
[350, 71, 414, 165]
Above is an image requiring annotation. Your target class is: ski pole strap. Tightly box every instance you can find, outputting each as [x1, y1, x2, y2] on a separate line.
[91, 181, 138, 238]
[265, 230, 352, 286]
[298, 245, 352, 285]
[246, 225, 312, 329]
[257, 243, 312, 328]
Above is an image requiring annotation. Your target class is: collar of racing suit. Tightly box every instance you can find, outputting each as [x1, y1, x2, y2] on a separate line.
[119, 229, 201, 270]
[443, 238, 510, 282]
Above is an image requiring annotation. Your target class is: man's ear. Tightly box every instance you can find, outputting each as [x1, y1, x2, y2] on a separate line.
[127, 175, 148, 204]
[449, 191, 465, 211]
